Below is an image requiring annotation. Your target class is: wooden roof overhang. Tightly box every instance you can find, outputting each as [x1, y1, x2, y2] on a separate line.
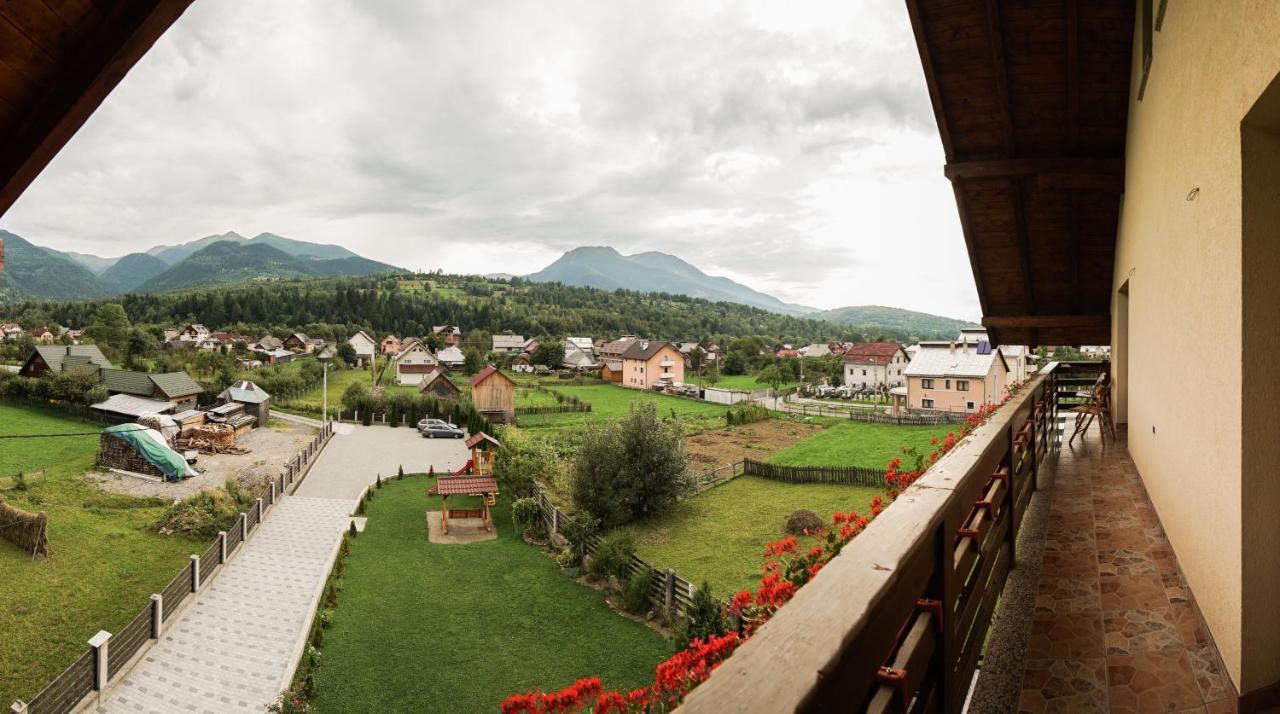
[906, 0, 1134, 346]
[0, 0, 194, 217]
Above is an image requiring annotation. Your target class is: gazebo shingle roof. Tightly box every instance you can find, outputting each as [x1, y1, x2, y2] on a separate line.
[429, 476, 499, 496]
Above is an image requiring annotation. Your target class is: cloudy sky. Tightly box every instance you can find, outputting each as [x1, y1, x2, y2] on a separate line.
[2, 0, 979, 318]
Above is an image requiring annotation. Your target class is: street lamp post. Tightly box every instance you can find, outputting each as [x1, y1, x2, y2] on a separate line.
[318, 349, 332, 426]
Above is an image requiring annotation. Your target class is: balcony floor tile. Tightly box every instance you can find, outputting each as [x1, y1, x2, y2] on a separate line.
[1008, 422, 1235, 713]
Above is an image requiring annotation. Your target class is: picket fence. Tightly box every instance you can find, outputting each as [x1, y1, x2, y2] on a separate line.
[742, 458, 885, 487]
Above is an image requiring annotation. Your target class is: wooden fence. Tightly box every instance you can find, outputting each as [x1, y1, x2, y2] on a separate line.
[742, 458, 885, 487]
[530, 488, 701, 618]
[514, 404, 592, 415]
[11, 423, 335, 714]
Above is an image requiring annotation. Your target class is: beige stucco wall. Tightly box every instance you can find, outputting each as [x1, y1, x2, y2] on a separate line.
[1112, 0, 1280, 693]
[905, 367, 1001, 413]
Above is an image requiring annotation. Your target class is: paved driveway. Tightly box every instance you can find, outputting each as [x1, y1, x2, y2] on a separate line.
[294, 423, 470, 500]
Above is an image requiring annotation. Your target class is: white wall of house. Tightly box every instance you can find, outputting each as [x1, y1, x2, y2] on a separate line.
[842, 352, 908, 389]
[395, 344, 438, 385]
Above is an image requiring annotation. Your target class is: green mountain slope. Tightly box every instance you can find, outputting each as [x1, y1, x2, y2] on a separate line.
[0, 230, 111, 299]
[814, 305, 976, 340]
[98, 252, 170, 293]
[526, 246, 816, 315]
[138, 241, 398, 293]
[49, 250, 117, 275]
[146, 231, 363, 265]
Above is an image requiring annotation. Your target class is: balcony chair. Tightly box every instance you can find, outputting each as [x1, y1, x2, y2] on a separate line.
[1068, 373, 1115, 445]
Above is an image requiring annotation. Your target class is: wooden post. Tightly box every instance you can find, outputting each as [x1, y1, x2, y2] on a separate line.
[664, 569, 676, 618]
[441, 495, 449, 535]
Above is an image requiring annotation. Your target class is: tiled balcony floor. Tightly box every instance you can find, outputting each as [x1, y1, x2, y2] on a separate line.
[1018, 424, 1236, 713]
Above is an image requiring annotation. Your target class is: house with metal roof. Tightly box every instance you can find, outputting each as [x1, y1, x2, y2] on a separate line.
[217, 380, 270, 426]
[100, 368, 204, 411]
[492, 334, 526, 353]
[19, 344, 114, 378]
[902, 343, 1008, 414]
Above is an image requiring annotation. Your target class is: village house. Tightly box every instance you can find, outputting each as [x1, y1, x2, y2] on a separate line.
[380, 335, 401, 355]
[562, 344, 597, 371]
[418, 370, 461, 401]
[600, 359, 624, 383]
[1, 323, 23, 340]
[177, 323, 209, 344]
[392, 339, 439, 386]
[565, 336, 594, 354]
[100, 368, 205, 412]
[345, 330, 376, 366]
[956, 328, 1035, 383]
[620, 340, 684, 390]
[841, 343, 910, 390]
[510, 353, 533, 373]
[598, 335, 638, 361]
[470, 365, 516, 424]
[435, 345, 465, 370]
[902, 342, 1007, 414]
[19, 344, 114, 377]
[254, 335, 284, 352]
[29, 326, 55, 344]
[797, 343, 833, 358]
[283, 332, 313, 353]
[491, 334, 525, 353]
[431, 325, 461, 347]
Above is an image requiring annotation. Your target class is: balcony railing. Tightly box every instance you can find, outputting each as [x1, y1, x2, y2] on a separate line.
[660, 359, 677, 367]
[681, 363, 1061, 713]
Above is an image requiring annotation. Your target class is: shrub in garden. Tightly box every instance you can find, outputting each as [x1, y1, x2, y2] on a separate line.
[587, 532, 636, 582]
[674, 582, 728, 650]
[397, 465, 405, 480]
[555, 547, 578, 569]
[622, 571, 652, 615]
[493, 429, 558, 497]
[783, 508, 823, 536]
[571, 402, 690, 527]
[559, 510, 599, 552]
[152, 477, 262, 538]
[725, 403, 770, 426]
[511, 497, 541, 529]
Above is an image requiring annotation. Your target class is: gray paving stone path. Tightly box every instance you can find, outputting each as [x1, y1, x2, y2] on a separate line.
[90, 425, 467, 713]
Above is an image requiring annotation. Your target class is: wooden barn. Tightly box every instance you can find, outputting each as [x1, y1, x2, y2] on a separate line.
[418, 370, 461, 401]
[469, 366, 516, 424]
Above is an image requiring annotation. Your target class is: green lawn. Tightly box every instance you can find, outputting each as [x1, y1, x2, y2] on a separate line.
[276, 364, 377, 413]
[515, 383, 730, 435]
[692, 373, 796, 391]
[621, 476, 884, 596]
[767, 421, 955, 469]
[0, 403, 203, 705]
[309, 476, 669, 713]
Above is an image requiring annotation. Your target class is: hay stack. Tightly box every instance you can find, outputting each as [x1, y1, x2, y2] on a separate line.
[0, 498, 48, 558]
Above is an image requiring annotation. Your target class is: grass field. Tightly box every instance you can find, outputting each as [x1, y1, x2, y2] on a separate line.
[0, 403, 203, 705]
[621, 476, 884, 596]
[767, 421, 954, 468]
[276, 364, 377, 413]
[309, 476, 669, 713]
[691, 373, 796, 392]
[514, 383, 730, 435]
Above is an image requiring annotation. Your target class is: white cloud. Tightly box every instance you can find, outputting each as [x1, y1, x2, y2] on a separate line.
[1, 0, 979, 319]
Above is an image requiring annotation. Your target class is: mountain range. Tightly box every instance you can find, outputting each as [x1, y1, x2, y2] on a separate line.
[524, 246, 974, 338]
[0, 230, 400, 299]
[525, 246, 816, 315]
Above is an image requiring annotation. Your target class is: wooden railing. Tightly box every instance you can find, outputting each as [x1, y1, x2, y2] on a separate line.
[680, 363, 1061, 713]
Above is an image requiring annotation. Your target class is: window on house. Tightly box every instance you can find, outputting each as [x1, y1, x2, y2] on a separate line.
[922, 378, 934, 389]
[922, 398, 934, 409]
[966, 401, 976, 412]
[945, 379, 951, 389]
[862, 369, 867, 376]
[956, 380, 969, 391]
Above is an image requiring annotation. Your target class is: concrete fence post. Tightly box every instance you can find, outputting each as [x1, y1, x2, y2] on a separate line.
[269, 480, 276, 504]
[88, 630, 111, 693]
[190, 554, 200, 592]
[256, 498, 264, 525]
[218, 531, 227, 563]
[11, 698, 28, 713]
[150, 594, 163, 638]
[240, 512, 248, 542]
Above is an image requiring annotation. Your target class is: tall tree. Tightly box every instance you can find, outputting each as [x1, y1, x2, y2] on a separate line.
[84, 303, 131, 359]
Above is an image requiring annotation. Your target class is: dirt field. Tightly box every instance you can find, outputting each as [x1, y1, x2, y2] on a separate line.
[88, 418, 318, 500]
[684, 419, 823, 470]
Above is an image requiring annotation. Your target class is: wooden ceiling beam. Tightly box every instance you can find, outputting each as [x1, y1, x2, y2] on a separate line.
[1012, 178, 1036, 316]
[982, 314, 1110, 330]
[905, 0, 956, 162]
[1067, 0, 1080, 153]
[945, 157, 1124, 180]
[983, 0, 1017, 157]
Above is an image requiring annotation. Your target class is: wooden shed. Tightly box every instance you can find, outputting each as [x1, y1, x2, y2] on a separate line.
[469, 366, 516, 424]
[418, 370, 461, 401]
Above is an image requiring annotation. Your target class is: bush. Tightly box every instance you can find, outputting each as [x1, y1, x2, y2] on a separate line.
[493, 429, 559, 497]
[555, 547, 578, 569]
[674, 582, 728, 650]
[622, 571, 652, 615]
[588, 533, 636, 582]
[152, 477, 263, 538]
[725, 403, 770, 426]
[559, 510, 599, 552]
[784, 508, 823, 536]
[511, 497, 541, 528]
[571, 402, 690, 527]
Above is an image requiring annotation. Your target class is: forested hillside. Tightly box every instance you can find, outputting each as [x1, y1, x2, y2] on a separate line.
[2, 274, 948, 345]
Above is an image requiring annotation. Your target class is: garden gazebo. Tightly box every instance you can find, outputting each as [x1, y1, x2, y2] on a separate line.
[428, 476, 499, 534]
